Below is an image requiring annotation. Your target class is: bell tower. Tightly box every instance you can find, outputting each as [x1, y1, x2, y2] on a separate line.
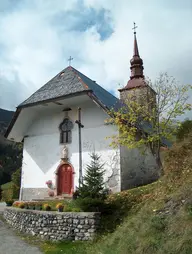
[119, 23, 156, 115]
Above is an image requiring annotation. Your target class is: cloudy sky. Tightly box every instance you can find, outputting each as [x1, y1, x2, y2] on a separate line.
[0, 0, 192, 117]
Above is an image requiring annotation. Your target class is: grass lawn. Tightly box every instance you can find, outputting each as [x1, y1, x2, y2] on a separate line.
[39, 135, 192, 254]
[41, 241, 88, 254]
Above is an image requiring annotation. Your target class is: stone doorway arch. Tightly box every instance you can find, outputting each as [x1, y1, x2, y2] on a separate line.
[55, 162, 74, 196]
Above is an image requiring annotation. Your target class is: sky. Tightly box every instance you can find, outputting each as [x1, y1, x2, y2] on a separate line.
[0, 0, 191, 118]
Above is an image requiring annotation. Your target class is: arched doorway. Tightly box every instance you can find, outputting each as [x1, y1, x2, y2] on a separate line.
[57, 164, 73, 195]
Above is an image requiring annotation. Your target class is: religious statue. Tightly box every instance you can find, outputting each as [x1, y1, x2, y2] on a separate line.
[62, 145, 68, 160]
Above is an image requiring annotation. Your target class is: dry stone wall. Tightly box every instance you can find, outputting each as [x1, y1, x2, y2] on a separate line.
[4, 208, 100, 241]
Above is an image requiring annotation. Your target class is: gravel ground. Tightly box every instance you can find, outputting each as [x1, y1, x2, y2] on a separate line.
[0, 216, 42, 254]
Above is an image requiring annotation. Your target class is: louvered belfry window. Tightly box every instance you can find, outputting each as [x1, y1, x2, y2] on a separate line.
[59, 118, 73, 144]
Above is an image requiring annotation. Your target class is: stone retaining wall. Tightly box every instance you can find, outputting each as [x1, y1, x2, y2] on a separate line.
[4, 207, 100, 241]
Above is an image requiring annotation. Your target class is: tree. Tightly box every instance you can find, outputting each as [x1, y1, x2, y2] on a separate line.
[108, 72, 192, 168]
[0, 143, 22, 185]
[78, 152, 107, 199]
[176, 119, 192, 141]
[11, 168, 21, 199]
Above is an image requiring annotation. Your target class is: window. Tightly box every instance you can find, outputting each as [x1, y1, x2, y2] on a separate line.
[59, 118, 73, 144]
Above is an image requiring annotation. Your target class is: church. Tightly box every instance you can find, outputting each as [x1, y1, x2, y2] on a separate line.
[5, 31, 160, 201]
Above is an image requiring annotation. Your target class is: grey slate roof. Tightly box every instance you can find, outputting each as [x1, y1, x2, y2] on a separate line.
[19, 66, 120, 110]
[17, 66, 170, 147]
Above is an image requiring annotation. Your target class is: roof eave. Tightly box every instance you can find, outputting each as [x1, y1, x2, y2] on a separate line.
[5, 90, 93, 140]
[18, 90, 92, 109]
[4, 108, 22, 139]
[87, 91, 110, 113]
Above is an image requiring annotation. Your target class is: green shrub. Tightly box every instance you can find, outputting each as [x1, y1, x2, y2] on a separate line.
[1, 168, 21, 201]
[28, 202, 35, 210]
[18, 202, 25, 209]
[11, 168, 21, 199]
[176, 119, 192, 141]
[1, 181, 13, 191]
[76, 197, 106, 212]
[64, 206, 73, 212]
[1, 181, 14, 202]
[35, 202, 42, 210]
[71, 207, 82, 212]
[5, 200, 14, 206]
[24, 202, 29, 209]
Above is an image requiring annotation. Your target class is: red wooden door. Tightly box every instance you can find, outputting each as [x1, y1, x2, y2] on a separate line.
[58, 165, 72, 195]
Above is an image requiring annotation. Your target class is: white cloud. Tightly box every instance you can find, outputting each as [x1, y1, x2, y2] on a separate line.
[0, 0, 191, 119]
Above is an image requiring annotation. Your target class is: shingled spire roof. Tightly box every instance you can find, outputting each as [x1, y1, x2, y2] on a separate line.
[133, 32, 140, 57]
[119, 29, 146, 91]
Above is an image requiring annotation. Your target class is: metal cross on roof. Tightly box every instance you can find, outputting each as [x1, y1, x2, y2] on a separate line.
[132, 22, 138, 34]
[68, 56, 73, 66]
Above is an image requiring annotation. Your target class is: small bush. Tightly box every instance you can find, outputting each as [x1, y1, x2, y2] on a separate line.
[56, 203, 64, 209]
[76, 198, 106, 212]
[64, 205, 73, 212]
[11, 168, 21, 199]
[176, 119, 192, 141]
[13, 201, 20, 207]
[24, 202, 29, 209]
[28, 202, 35, 210]
[1, 168, 21, 202]
[43, 203, 51, 211]
[35, 202, 42, 210]
[72, 207, 82, 212]
[5, 200, 14, 206]
[1, 182, 14, 202]
[18, 202, 25, 209]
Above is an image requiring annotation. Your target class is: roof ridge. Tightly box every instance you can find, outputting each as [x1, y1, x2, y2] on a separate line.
[70, 66, 118, 101]
[70, 67, 90, 90]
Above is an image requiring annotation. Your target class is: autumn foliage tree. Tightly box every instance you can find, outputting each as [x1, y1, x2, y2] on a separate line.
[108, 73, 192, 168]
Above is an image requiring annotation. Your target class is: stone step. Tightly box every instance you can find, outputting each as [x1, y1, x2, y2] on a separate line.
[32, 196, 72, 201]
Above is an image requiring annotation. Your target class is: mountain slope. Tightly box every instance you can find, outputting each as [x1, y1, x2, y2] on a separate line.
[42, 134, 192, 254]
[0, 108, 14, 124]
[0, 108, 14, 145]
[0, 108, 22, 186]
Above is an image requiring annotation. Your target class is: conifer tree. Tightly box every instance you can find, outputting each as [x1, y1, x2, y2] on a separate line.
[78, 152, 107, 199]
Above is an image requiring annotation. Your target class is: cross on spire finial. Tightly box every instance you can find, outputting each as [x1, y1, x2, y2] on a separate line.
[68, 56, 73, 66]
[132, 22, 138, 34]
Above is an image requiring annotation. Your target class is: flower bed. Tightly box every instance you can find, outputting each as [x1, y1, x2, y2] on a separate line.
[12, 200, 81, 212]
[4, 207, 100, 241]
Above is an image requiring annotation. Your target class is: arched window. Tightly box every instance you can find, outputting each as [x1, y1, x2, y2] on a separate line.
[59, 118, 73, 144]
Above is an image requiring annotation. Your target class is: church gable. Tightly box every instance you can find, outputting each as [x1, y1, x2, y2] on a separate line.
[19, 67, 90, 107]
[5, 66, 120, 140]
[19, 66, 119, 110]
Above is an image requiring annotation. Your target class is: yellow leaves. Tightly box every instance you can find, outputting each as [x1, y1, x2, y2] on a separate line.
[107, 73, 191, 152]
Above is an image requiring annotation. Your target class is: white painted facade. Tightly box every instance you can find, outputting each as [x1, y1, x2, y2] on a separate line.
[20, 96, 121, 199]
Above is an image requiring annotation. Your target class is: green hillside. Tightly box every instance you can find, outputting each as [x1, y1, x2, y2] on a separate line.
[42, 134, 192, 254]
[0, 108, 22, 186]
[0, 108, 14, 135]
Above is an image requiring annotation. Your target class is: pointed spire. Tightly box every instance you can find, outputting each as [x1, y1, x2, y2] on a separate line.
[130, 24, 144, 79]
[133, 33, 139, 56]
[119, 23, 146, 91]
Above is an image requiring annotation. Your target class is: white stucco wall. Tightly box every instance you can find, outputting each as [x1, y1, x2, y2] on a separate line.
[20, 99, 121, 199]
